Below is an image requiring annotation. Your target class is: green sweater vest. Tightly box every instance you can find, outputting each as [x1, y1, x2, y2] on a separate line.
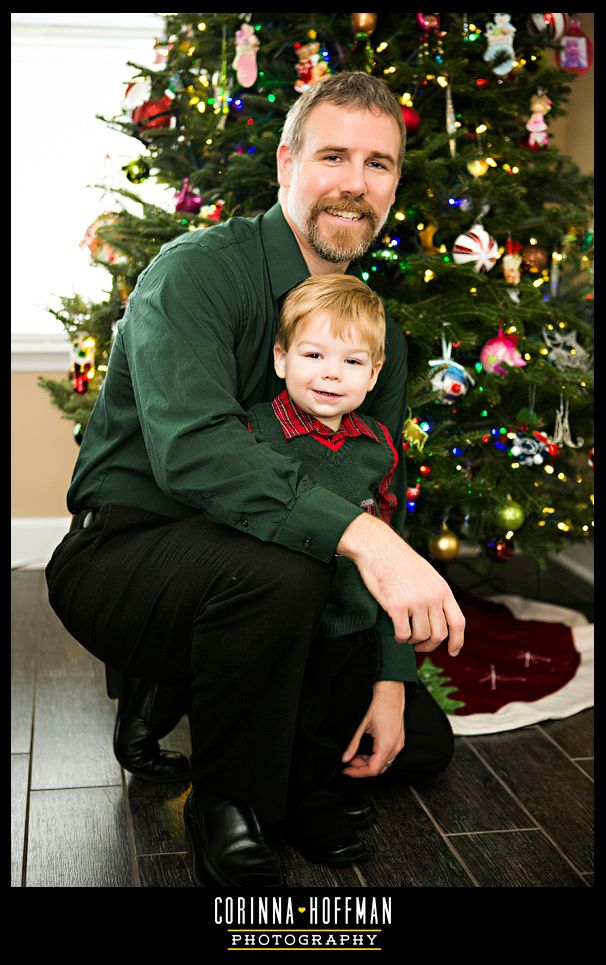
[248, 402, 394, 639]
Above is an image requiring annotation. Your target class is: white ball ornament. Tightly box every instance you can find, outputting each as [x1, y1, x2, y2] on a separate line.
[452, 224, 500, 273]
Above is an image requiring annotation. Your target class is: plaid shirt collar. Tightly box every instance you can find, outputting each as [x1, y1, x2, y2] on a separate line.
[271, 389, 380, 444]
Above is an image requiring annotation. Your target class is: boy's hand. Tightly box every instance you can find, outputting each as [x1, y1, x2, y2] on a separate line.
[337, 513, 465, 656]
[341, 680, 405, 778]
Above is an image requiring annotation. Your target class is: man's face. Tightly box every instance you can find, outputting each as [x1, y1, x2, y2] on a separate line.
[277, 102, 401, 273]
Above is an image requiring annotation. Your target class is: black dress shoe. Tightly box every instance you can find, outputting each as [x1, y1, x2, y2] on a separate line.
[111, 671, 191, 783]
[184, 792, 284, 888]
[343, 797, 377, 830]
[283, 790, 368, 867]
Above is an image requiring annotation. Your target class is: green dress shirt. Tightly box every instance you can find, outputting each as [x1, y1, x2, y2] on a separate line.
[68, 202, 416, 681]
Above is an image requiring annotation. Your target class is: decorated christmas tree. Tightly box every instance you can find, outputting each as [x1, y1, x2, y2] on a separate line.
[40, 12, 594, 567]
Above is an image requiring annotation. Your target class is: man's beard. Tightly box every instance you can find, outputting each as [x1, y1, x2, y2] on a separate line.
[305, 197, 382, 264]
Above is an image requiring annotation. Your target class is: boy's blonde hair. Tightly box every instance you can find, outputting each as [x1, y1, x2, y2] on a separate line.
[277, 274, 386, 365]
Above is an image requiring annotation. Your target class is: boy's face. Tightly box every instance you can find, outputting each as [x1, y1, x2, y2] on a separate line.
[273, 311, 383, 431]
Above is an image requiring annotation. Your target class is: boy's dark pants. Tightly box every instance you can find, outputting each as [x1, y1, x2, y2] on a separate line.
[45, 503, 454, 823]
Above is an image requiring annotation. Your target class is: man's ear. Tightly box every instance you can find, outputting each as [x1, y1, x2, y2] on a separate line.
[273, 343, 287, 379]
[276, 142, 294, 188]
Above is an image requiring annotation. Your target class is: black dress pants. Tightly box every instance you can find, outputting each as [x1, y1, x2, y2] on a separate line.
[45, 503, 454, 821]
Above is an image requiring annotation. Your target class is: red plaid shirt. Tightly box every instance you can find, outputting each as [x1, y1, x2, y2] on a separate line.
[249, 390, 399, 525]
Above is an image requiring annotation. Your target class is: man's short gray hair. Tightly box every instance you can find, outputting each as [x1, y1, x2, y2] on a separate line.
[280, 71, 406, 171]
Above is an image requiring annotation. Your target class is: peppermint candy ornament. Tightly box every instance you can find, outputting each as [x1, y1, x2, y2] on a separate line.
[453, 224, 499, 272]
[528, 13, 569, 43]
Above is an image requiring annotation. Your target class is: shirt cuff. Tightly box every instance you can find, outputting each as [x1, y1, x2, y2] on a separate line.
[275, 485, 364, 563]
[377, 634, 419, 683]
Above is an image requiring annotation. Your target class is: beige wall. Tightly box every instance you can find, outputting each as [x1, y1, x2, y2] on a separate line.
[11, 371, 78, 517]
[11, 14, 593, 518]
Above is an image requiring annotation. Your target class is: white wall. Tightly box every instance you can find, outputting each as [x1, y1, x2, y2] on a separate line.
[11, 12, 175, 341]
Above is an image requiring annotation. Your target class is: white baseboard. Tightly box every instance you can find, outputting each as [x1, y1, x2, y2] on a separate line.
[11, 517, 594, 588]
[11, 517, 71, 569]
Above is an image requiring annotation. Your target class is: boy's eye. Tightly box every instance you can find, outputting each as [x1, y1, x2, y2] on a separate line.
[346, 358, 363, 365]
[305, 352, 322, 359]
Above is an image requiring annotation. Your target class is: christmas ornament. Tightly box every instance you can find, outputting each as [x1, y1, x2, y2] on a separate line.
[588, 447, 594, 470]
[466, 157, 489, 177]
[495, 497, 525, 531]
[402, 414, 429, 453]
[351, 13, 378, 35]
[502, 239, 523, 285]
[133, 94, 174, 134]
[70, 336, 95, 395]
[452, 224, 499, 272]
[510, 430, 558, 466]
[294, 41, 330, 93]
[428, 336, 475, 405]
[419, 223, 439, 254]
[199, 199, 225, 223]
[528, 13, 569, 43]
[555, 16, 593, 75]
[522, 243, 549, 271]
[428, 523, 460, 561]
[550, 396, 584, 449]
[542, 327, 589, 370]
[445, 82, 457, 157]
[175, 178, 203, 215]
[486, 536, 514, 562]
[233, 21, 260, 88]
[525, 90, 552, 149]
[480, 329, 527, 376]
[122, 79, 152, 115]
[122, 158, 150, 184]
[401, 104, 422, 133]
[416, 13, 440, 31]
[483, 13, 517, 76]
[80, 214, 128, 266]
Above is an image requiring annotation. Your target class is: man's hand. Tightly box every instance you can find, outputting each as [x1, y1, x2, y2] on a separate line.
[341, 680, 405, 778]
[337, 513, 465, 655]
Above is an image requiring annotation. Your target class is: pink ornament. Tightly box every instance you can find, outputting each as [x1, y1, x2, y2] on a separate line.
[417, 12, 440, 31]
[452, 224, 499, 272]
[480, 329, 527, 376]
[174, 178, 203, 215]
[232, 22, 260, 88]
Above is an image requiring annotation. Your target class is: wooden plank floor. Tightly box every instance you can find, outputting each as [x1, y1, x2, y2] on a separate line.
[11, 560, 593, 888]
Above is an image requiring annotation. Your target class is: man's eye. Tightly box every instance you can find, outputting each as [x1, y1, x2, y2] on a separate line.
[368, 160, 386, 170]
[323, 155, 341, 162]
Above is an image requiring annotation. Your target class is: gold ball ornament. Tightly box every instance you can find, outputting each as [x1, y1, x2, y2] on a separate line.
[428, 524, 460, 561]
[351, 12, 378, 34]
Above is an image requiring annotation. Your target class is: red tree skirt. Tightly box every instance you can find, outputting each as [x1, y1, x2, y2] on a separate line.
[417, 588, 594, 735]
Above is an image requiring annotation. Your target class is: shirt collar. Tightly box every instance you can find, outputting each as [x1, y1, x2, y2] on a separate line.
[272, 389, 380, 443]
[260, 203, 363, 302]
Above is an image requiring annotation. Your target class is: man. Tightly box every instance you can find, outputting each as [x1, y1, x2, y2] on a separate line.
[46, 72, 465, 888]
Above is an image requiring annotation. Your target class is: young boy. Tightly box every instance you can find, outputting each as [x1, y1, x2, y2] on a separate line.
[247, 273, 418, 865]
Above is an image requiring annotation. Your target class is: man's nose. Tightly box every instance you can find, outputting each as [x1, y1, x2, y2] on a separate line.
[338, 161, 367, 197]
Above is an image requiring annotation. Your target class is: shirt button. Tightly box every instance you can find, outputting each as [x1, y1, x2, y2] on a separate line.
[240, 518, 249, 527]
[303, 537, 312, 548]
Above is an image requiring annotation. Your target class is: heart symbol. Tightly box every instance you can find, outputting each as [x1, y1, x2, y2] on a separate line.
[298, 907, 306, 913]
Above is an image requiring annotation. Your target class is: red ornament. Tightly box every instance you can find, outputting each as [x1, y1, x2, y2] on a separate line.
[132, 95, 174, 132]
[401, 105, 422, 133]
[486, 536, 515, 562]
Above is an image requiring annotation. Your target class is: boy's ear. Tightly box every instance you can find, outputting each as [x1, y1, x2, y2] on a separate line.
[273, 343, 287, 379]
[367, 360, 383, 392]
